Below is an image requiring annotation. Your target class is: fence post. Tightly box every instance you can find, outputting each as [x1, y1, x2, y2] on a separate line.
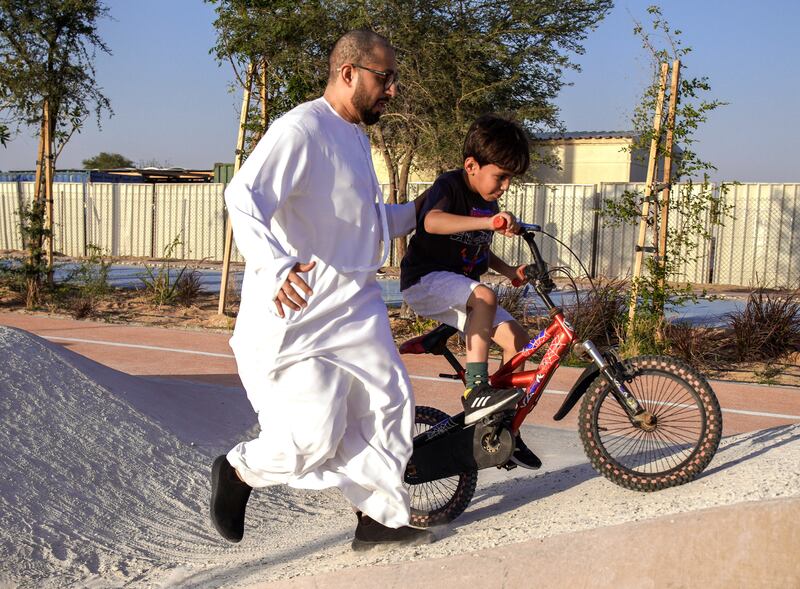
[590, 184, 601, 279]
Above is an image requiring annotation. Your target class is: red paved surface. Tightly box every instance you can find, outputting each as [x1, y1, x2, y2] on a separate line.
[2, 311, 799, 436]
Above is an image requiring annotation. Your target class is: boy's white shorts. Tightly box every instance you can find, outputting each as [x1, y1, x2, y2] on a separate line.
[401, 271, 514, 332]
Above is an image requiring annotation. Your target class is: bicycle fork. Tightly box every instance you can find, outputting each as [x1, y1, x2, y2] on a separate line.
[581, 341, 657, 431]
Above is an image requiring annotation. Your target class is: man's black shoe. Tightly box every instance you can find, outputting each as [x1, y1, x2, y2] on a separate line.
[510, 435, 542, 470]
[462, 383, 524, 425]
[351, 513, 435, 551]
[210, 455, 252, 543]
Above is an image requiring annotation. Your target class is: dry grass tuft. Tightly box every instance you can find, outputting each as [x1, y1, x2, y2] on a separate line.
[727, 287, 800, 362]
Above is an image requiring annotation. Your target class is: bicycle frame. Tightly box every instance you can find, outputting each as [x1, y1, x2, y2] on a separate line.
[490, 310, 575, 434]
[430, 224, 647, 434]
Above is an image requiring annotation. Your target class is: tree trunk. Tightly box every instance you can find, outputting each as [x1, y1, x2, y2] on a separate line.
[44, 99, 55, 285]
[374, 126, 402, 266]
[395, 147, 415, 261]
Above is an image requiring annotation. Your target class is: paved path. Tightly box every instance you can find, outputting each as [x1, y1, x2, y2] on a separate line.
[1, 311, 798, 437]
[2, 311, 798, 588]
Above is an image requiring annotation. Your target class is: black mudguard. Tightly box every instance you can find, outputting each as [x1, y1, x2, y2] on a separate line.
[553, 364, 603, 421]
[405, 418, 515, 484]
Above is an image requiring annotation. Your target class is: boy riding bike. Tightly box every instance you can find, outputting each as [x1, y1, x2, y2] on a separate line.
[400, 114, 540, 468]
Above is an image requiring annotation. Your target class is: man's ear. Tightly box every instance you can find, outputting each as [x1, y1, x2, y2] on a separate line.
[339, 63, 355, 86]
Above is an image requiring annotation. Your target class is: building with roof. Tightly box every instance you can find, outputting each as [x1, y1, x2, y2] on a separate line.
[370, 131, 680, 186]
[530, 131, 653, 184]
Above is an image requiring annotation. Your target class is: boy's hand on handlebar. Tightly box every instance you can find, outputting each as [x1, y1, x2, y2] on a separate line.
[509, 264, 527, 288]
[491, 212, 519, 236]
[274, 261, 316, 318]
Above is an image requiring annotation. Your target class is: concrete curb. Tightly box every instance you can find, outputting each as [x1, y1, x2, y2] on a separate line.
[256, 497, 800, 589]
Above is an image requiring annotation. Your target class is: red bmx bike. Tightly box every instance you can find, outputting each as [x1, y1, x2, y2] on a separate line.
[399, 221, 722, 527]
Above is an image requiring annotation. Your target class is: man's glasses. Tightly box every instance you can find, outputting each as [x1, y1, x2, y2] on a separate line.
[351, 63, 398, 90]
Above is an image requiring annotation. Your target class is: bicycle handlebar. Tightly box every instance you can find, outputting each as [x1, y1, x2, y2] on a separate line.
[492, 217, 542, 233]
[493, 217, 544, 287]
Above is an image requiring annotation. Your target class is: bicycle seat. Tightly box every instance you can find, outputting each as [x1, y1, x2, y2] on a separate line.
[399, 324, 458, 355]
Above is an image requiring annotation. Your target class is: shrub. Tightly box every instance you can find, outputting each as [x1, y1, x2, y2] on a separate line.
[727, 287, 800, 362]
[663, 322, 733, 372]
[565, 278, 628, 350]
[140, 236, 206, 307]
[174, 269, 204, 307]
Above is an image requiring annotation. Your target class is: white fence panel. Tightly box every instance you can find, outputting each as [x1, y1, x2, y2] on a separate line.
[3, 180, 800, 288]
[536, 184, 597, 275]
[714, 183, 800, 287]
[86, 183, 115, 254]
[118, 184, 154, 257]
[52, 182, 85, 257]
[492, 184, 542, 267]
[596, 183, 643, 278]
[155, 183, 227, 261]
[0, 182, 22, 250]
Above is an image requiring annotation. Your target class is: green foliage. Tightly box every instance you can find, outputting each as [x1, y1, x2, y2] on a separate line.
[410, 315, 439, 336]
[82, 152, 133, 169]
[602, 5, 732, 348]
[207, 0, 613, 187]
[0, 0, 111, 152]
[17, 199, 51, 308]
[139, 236, 204, 307]
[0, 122, 8, 146]
[369, 0, 613, 198]
[63, 244, 111, 296]
[207, 0, 347, 155]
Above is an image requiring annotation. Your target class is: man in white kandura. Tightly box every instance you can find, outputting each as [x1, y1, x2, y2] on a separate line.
[210, 29, 434, 551]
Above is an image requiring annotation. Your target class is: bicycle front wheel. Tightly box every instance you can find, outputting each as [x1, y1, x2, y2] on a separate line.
[404, 406, 477, 527]
[579, 355, 722, 491]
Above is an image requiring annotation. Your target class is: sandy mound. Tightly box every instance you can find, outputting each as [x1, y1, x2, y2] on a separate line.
[0, 327, 353, 588]
[0, 324, 798, 588]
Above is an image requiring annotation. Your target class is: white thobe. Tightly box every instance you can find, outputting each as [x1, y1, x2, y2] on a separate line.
[223, 97, 416, 527]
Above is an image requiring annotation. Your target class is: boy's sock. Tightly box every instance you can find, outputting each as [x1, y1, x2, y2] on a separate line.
[464, 362, 489, 393]
[462, 362, 524, 425]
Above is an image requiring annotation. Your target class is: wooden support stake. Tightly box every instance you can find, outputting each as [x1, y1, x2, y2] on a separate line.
[627, 63, 669, 332]
[43, 100, 55, 284]
[260, 57, 269, 131]
[217, 62, 255, 316]
[656, 60, 681, 300]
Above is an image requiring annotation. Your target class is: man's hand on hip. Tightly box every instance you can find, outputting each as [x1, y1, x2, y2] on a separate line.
[274, 261, 316, 318]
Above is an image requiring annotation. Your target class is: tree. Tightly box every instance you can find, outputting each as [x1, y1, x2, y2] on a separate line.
[82, 151, 133, 169]
[357, 0, 612, 257]
[209, 0, 613, 260]
[207, 0, 348, 152]
[0, 0, 111, 306]
[603, 5, 730, 354]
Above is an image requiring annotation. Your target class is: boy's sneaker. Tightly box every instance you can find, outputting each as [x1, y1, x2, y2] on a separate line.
[462, 383, 524, 425]
[210, 455, 252, 543]
[352, 513, 435, 551]
[510, 435, 542, 470]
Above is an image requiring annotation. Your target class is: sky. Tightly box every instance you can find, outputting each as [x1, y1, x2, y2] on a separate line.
[1, 0, 798, 182]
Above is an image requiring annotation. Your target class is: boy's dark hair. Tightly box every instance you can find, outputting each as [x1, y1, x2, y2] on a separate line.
[463, 114, 530, 175]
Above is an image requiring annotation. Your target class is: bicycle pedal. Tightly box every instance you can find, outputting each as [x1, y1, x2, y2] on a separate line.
[500, 461, 517, 471]
[438, 373, 461, 380]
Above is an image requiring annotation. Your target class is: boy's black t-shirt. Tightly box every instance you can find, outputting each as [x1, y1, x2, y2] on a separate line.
[400, 169, 498, 291]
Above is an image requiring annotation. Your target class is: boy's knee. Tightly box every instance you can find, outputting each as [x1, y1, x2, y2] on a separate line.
[469, 285, 497, 308]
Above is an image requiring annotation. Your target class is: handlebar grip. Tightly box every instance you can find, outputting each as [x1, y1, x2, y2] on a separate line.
[511, 278, 523, 287]
[492, 216, 507, 230]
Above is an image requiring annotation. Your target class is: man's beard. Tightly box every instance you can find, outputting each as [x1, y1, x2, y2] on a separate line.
[352, 80, 383, 126]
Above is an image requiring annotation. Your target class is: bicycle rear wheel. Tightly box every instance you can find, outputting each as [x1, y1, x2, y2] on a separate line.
[579, 355, 722, 491]
[404, 406, 477, 527]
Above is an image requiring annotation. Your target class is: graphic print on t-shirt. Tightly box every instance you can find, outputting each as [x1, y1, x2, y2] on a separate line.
[451, 206, 494, 274]
[449, 207, 495, 245]
[400, 170, 499, 290]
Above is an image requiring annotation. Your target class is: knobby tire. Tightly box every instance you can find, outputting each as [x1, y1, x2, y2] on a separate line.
[579, 355, 722, 491]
